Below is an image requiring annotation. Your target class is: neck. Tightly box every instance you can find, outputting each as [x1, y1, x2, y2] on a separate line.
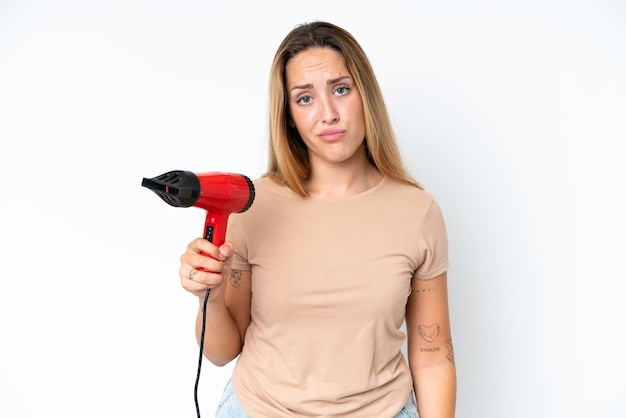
[304, 154, 382, 199]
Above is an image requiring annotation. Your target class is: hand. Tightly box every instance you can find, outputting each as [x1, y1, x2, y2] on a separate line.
[179, 238, 234, 299]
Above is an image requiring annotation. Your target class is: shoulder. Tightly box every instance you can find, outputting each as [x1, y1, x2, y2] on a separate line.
[251, 176, 295, 197]
[381, 177, 438, 214]
[234, 176, 298, 220]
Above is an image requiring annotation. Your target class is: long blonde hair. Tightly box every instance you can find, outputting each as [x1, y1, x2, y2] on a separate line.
[265, 21, 422, 196]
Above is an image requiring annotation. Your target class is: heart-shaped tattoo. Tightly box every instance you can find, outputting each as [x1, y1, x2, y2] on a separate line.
[418, 324, 440, 342]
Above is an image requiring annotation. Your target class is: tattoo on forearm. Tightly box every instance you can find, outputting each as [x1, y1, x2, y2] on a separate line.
[418, 324, 440, 342]
[445, 339, 455, 364]
[229, 269, 242, 288]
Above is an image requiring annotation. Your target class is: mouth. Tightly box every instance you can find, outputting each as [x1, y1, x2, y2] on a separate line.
[318, 129, 345, 141]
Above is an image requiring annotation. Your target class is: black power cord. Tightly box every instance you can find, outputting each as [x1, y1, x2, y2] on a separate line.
[194, 288, 210, 418]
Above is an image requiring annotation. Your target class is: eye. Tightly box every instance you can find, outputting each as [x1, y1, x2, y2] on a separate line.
[334, 85, 350, 96]
[296, 95, 312, 105]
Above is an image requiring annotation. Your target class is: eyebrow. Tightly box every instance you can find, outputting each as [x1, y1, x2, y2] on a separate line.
[290, 75, 352, 92]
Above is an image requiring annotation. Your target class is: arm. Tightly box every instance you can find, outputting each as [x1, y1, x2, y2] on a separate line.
[405, 271, 456, 418]
[180, 238, 252, 366]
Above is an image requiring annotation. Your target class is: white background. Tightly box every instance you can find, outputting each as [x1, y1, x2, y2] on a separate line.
[1, 1, 625, 417]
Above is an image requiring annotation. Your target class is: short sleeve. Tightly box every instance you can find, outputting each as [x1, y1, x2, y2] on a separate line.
[226, 213, 251, 271]
[414, 198, 449, 280]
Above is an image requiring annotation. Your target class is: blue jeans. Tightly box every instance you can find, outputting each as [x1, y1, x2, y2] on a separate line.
[216, 380, 418, 417]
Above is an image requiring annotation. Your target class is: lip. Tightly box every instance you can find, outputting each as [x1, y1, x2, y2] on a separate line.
[317, 129, 345, 141]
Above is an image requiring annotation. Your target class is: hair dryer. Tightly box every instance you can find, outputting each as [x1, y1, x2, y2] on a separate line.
[141, 169, 254, 418]
[141, 170, 255, 246]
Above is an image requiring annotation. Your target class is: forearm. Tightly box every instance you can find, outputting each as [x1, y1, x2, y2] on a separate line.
[406, 272, 456, 417]
[194, 289, 243, 366]
[412, 362, 456, 418]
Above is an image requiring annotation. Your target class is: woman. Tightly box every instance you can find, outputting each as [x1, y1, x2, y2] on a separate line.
[180, 21, 456, 417]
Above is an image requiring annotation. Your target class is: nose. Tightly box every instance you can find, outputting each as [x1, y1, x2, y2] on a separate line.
[320, 97, 339, 124]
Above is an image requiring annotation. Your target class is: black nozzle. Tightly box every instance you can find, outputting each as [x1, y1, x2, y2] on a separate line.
[141, 170, 200, 208]
[239, 175, 255, 213]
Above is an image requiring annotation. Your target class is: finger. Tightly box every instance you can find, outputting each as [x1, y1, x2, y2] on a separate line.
[179, 264, 198, 283]
[179, 265, 202, 293]
[192, 252, 227, 274]
[194, 238, 222, 259]
[183, 261, 226, 286]
[188, 268, 200, 281]
[218, 242, 234, 260]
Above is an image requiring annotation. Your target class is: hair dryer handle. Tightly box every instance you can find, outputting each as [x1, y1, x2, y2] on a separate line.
[198, 212, 229, 271]
[203, 212, 228, 246]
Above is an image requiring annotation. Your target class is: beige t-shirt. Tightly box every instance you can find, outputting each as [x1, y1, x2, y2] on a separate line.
[226, 176, 449, 417]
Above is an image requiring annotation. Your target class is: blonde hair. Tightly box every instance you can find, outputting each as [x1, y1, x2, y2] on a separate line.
[265, 21, 422, 196]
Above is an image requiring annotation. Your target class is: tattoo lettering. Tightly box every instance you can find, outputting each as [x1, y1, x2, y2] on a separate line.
[445, 339, 455, 364]
[417, 324, 440, 343]
[229, 269, 242, 288]
[420, 347, 441, 353]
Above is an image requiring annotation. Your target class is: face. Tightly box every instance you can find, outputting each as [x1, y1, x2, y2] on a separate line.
[285, 47, 366, 169]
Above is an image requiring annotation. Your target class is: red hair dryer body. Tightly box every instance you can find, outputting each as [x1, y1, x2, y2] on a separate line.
[142, 170, 255, 246]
